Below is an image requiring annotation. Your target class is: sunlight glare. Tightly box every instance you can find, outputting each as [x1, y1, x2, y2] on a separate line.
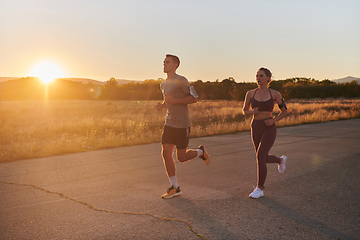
[30, 61, 66, 83]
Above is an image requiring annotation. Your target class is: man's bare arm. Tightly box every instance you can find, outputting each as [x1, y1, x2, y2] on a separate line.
[155, 101, 167, 111]
[164, 94, 197, 105]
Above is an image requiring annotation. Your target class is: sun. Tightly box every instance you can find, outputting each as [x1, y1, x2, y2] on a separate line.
[30, 61, 66, 83]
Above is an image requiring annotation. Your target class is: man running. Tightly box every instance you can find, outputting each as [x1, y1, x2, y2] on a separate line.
[155, 54, 210, 199]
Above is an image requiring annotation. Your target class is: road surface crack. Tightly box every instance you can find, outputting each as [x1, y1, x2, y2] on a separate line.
[1, 181, 206, 240]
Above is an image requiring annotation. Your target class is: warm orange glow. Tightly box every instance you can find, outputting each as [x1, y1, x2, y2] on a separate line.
[30, 61, 66, 84]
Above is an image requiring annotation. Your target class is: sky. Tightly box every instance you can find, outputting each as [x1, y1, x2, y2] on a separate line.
[1, 0, 359, 82]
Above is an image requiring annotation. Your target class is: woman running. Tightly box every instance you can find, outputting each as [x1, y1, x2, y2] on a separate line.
[242, 67, 288, 198]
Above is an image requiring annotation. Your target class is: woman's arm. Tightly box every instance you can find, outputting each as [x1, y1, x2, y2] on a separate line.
[273, 90, 288, 121]
[242, 90, 258, 116]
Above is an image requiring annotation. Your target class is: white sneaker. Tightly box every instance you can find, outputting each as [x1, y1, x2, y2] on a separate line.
[249, 187, 264, 199]
[278, 155, 287, 173]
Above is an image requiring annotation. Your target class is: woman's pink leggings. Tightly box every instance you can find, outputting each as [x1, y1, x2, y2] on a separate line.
[251, 119, 281, 189]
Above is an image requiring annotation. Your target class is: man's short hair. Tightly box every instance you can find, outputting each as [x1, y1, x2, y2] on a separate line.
[166, 54, 180, 68]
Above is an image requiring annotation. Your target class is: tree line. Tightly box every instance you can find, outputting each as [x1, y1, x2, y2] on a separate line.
[0, 76, 359, 101]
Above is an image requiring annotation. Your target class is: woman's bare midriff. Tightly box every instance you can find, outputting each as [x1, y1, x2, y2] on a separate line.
[253, 111, 273, 120]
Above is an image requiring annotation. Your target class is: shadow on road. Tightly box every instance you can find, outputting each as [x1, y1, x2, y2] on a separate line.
[257, 197, 356, 240]
[165, 196, 244, 240]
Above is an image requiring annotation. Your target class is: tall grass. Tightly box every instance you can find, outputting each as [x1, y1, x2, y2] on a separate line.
[1, 99, 359, 162]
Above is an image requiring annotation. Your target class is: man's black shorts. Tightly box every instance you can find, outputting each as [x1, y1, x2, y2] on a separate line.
[161, 125, 190, 149]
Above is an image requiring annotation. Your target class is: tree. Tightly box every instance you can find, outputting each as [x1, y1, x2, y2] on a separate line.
[101, 78, 119, 100]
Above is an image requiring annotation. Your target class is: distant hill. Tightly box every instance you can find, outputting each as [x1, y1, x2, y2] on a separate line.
[114, 79, 143, 85]
[0, 77, 143, 85]
[331, 76, 360, 84]
[0, 77, 21, 82]
[56, 78, 105, 85]
[57, 78, 143, 85]
[3, 76, 359, 85]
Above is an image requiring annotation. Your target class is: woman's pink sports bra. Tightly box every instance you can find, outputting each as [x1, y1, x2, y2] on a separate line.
[251, 89, 274, 112]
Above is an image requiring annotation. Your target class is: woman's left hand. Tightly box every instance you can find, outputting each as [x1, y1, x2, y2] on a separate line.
[264, 118, 275, 126]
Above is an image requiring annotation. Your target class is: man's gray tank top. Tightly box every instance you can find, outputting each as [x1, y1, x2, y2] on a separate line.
[160, 75, 192, 128]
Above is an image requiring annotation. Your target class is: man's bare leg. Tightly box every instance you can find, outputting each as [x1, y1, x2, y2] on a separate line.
[161, 144, 210, 199]
[177, 146, 210, 165]
[176, 148, 198, 163]
[162, 143, 176, 177]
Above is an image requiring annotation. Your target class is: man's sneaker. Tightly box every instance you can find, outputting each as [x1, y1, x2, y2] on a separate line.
[198, 145, 210, 165]
[249, 187, 264, 199]
[278, 155, 287, 173]
[161, 186, 182, 199]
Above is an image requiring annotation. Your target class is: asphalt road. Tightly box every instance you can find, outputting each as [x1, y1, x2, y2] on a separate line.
[1, 119, 359, 239]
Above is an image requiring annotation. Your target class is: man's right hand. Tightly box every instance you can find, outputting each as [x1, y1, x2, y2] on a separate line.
[155, 102, 164, 111]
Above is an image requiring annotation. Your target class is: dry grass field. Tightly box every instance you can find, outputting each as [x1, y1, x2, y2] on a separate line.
[1, 99, 359, 162]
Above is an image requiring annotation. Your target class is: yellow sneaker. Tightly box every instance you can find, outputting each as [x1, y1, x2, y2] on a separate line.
[198, 145, 210, 165]
[161, 186, 182, 199]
